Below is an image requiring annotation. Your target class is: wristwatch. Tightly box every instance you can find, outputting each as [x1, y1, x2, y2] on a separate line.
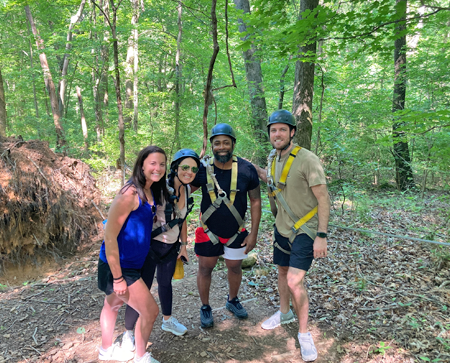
[180, 241, 188, 246]
[317, 232, 327, 238]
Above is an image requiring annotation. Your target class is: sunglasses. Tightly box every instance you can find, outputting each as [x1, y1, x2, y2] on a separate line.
[179, 165, 199, 173]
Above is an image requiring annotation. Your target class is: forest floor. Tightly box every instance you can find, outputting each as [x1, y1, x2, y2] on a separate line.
[1, 182, 449, 363]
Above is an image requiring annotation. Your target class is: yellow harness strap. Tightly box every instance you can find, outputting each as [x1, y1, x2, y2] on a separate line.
[268, 146, 317, 240]
[206, 155, 238, 204]
[271, 146, 301, 189]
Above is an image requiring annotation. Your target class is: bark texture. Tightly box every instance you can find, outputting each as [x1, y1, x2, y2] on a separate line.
[124, 0, 140, 131]
[392, 0, 414, 190]
[25, 5, 66, 150]
[0, 68, 6, 137]
[58, 0, 86, 117]
[292, 0, 319, 150]
[173, 1, 182, 152]
[234, 0, 268, 147]
[76, 86, 89, 154]
[200, 0, 219, 158]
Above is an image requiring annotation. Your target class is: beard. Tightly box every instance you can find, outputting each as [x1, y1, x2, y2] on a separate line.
[214, 151, 233, 163]
[271, 138, 291, 151]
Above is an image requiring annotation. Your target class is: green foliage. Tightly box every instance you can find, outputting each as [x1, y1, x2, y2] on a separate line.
[371, 341, 392, 355]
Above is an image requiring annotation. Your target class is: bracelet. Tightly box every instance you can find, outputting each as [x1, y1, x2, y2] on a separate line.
[180, 241, 188, 246]
[113, 275, 123, 280]
[113, 278, 124, 283]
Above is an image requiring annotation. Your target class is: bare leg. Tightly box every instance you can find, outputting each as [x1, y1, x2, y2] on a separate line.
[225, 259, 243, 299]
[197, 256, 219, 305]
[277, 265, 291, 314]
[287, 267, 309, 333]
[121, 279, 159, 359]
[100, 294, 124, 349]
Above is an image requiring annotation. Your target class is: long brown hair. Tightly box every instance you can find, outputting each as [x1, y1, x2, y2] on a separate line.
[121, 145, 168, 205]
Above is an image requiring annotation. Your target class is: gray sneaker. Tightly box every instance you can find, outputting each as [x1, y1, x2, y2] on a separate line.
[161, 316, 187, 336]
[121, 330, 135, 351]
[261, 309, 295, 330]
[98, 343, 135, 361]
[298, 332, 318, 362]
[134, 352, 160, 363]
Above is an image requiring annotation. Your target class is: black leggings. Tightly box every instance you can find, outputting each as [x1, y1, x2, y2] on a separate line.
[124, 239, 178, 330]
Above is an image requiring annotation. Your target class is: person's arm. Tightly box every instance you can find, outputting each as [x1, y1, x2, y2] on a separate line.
[311, 184, 330, 258]
[241, 185, 261, 254]
[104, 187, 138, 295]
[252, 163, 268, 183]
[177, 220, 189, 261]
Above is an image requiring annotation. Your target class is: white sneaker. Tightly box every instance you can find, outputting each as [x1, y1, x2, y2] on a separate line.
[134, 352, 160, 363]
[298, 332, 318, 361]
[261, 309, 295, 330]
[98, 343, 135, 361]
[121, 330, 135, 351]
[161, 316, 187, 336]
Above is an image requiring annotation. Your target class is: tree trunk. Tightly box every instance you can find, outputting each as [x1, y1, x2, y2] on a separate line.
[124, 0, 140, 131]
[200, 0, 219, 158]
[292, 0, 319, 150]
[98, 0, 109, 127]
[25, 20, 40, 120]
[90, 1, 103, 142]
[173, 1, 182, 152]
[233, 0, 268, 150]
[0, 68, 6, 137]
[25, 5, 66, 150]
[110, 1, 125, 185]
[392, 0, 414, 190]
[58, 0, 86, 117]
[76, 86, 89, 155]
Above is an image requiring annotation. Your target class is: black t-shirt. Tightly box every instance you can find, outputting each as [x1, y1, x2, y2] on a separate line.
[191, 157, 259, 238]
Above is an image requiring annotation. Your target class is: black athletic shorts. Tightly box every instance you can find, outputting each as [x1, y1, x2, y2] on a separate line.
[97, 259, 141, 295]
[273, 226, 315, 272]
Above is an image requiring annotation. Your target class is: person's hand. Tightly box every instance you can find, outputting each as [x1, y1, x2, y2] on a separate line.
[241, 232, 257, 254]
[177, 245, 189, 262]
[313, 237, 327, 258]
[113, 278, 128, 295]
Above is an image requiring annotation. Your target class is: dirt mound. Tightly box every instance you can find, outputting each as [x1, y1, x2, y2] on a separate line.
[0, 136, 103, 272]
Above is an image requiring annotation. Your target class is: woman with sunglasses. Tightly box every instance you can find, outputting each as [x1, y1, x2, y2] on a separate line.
[97, 146, 167, 363]
[122, 149, 200, 348]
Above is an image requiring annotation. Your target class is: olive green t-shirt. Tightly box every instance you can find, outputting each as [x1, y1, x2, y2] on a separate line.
[273, 144, 327, 238]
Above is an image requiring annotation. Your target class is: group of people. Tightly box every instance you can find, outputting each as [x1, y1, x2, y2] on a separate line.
[96, 109, 330, 363]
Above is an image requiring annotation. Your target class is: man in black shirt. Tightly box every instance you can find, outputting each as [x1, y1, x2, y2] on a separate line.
[191, 123, 261, 328]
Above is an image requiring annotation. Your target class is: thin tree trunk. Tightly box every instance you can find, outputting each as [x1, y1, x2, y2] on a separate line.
[26, 20, 40, 119]
[200, 0, 219, 158]
[58, 0, 86, 117]
[99, 0, 109, 128]
[278, 61, 290, 109]
[124, 0, 140, 130]
[25, 5, 66, 150]
[90, 0, 103, 142]
[76, 86, 89, 155]
[0, 68, 6, 137]
[173, 1, 182, 152]
[234, 0, 268, 150]
[392, 0, 414, 190]
[292, 0, 319, 150]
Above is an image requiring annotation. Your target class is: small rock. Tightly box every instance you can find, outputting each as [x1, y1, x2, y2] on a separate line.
[200, 351, 208, 357]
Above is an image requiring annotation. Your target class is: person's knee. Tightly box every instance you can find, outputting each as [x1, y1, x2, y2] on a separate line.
[286, 273, 305, 293]
[139, 303, 159, 323]
[227, 262, 242, 275]
[104, 296, 124, 312]
[278, 265, 289, 278]
[198, 263, 215, 277]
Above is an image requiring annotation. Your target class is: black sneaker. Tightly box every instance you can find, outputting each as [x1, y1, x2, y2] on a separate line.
[226, 296, 248, 319]
[200, 304, 214, 328]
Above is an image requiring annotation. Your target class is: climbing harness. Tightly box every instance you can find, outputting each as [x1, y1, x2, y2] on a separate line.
[267, 146, 318, 253]
[200, 155, 245, 246]
[151, 184, 194, 239]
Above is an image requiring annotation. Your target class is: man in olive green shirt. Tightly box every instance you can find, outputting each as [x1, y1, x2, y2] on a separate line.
[253, 109, 330, 362]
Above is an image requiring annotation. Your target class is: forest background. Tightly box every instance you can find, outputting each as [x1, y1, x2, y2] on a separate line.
[0, 0, 449, 193]
[1, 1, 450, 362]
